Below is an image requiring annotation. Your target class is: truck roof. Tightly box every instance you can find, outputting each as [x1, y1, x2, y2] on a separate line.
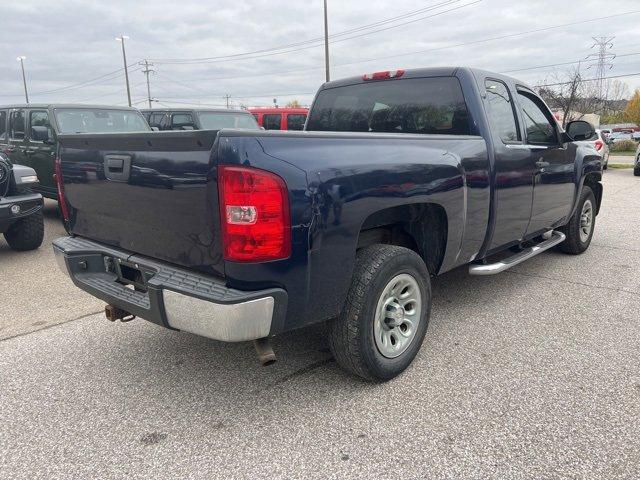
[320, 66, 530, 91]
[140, 108, 251, 115]
[0, 103, 142, 110]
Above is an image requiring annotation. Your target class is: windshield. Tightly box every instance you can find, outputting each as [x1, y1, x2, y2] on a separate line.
[306, 77, 471, 135]
[54, 108, 150, 134]
[197, 112, 260, 130]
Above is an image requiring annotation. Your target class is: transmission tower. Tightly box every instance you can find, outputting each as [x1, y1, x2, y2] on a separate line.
[139, 60, 156, 108]
[585, 36, 615, 107]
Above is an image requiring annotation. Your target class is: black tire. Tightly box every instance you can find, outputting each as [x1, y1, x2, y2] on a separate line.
[327, 245, 431, 382]
[558, 187, 596, 255]
[3, 210, 44, 251]
[634, 156, 640, 177]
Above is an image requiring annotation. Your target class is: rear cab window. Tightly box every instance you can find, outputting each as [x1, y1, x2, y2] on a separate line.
[484, 79, 520, 143]
[306, 76, 472, 135]
[196, 112, 260, 130]
[171, 113, 196, 130]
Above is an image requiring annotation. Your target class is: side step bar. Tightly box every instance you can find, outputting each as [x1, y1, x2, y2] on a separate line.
[469, 231, 566, 276]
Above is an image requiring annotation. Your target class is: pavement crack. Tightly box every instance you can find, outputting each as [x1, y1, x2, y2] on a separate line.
[0, 310, 103, 343]
[505, 270, 640, 298]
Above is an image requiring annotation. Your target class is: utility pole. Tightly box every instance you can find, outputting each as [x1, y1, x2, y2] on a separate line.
[115, 35, 132, 107]
[224, 94, 231, 109]
[16, 56, 29, 103]
[586, 36, 615, 112]
[323, 0, 330, 82]
[139, 59, 155, 108]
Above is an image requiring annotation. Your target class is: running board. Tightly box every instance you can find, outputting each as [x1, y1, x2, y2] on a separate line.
[469, 231, 566, 276]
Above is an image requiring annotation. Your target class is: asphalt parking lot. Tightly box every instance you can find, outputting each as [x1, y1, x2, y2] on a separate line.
[1, 169, 639, 479]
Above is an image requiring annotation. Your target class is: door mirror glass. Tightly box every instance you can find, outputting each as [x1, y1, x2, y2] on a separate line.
[566, 120, 596, 142]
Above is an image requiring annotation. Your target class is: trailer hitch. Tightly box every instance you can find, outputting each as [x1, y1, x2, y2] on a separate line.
[104, 304, 136, 323]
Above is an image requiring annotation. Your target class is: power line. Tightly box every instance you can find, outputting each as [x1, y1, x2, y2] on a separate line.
[151, 1, 481, 65]
[535, 71, 640, 88]
[150, 0, 466, 64]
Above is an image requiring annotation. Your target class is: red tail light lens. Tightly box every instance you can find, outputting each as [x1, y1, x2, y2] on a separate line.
[218, 165, 291, 262]
[54, 157, 70, 223]
[595, 140, 604, 151]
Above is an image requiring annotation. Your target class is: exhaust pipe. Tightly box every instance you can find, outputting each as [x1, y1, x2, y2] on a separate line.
[254, 337, 277, 366]
[104, 304, 136, 322]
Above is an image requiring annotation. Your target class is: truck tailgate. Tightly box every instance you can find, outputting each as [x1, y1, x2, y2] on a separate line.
[58, 130, 224, 276]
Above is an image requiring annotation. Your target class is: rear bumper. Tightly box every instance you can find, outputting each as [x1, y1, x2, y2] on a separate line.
[52, 236, 287, 342]
[0, 193, 43, 232]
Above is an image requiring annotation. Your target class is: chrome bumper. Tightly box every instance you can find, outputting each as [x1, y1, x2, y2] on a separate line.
[53, 236, 286, 342]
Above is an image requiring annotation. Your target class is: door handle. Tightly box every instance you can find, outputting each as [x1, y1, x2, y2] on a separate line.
[24, 149, 36, 155]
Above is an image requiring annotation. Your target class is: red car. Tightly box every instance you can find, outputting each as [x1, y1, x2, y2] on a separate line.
[249, 108, 308, 131]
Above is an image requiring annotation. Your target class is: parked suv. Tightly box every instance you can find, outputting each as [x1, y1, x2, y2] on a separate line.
[141, 108, 260, 131]
[576, 128, 610, 169]
[0, 104, 150, 199]
[0, 152, 43, 251]
[248, 108, 309, 131]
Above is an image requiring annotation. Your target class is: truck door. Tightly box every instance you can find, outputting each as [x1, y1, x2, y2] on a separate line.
[26, 109, 56, 196]
[515, 88, 575, 235]
[483, 79, 535, 251]
[6, 109, 28, 166]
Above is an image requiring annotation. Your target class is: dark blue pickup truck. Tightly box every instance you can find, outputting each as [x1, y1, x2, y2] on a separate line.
[53, 67, 603, 381]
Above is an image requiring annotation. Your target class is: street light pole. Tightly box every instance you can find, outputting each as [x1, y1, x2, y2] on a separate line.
[115, 35, 132, 107]
[323, 0, 330, 82]
[16, 56, 29, 103]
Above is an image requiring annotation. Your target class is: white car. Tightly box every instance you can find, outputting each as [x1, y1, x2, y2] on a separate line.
[577, 129, 610, 169]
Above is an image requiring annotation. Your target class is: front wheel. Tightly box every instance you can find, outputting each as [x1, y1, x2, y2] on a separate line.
[634, 156, 640, 176]
[327, 245, 431, 382]
[558, 187, 596, 255]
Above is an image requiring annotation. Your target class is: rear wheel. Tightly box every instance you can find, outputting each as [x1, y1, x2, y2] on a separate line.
[327, 245, 431, 382]
[634, 155, 640, 176]
[558, 187, 596, 255]
[3, 210, 44, 251]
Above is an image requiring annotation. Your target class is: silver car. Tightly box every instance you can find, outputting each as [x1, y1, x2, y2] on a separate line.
[577, 128, 610, 169]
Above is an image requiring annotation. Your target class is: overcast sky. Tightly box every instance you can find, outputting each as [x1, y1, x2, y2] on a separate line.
[1, 0, 639, 109]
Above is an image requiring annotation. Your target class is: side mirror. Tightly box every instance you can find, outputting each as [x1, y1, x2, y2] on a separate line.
[31, 125, 53, 143]
[566, 120, 595, 142]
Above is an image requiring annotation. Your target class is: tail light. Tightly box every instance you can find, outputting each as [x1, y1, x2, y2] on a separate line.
[362, 70, 405, 81]
[594, 140, 604, 152]
[54, 157, 70, 223]
[218, 165, 291, 262]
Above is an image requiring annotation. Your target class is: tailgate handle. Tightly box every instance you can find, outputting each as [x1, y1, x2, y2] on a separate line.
[104, 154, 131, 182]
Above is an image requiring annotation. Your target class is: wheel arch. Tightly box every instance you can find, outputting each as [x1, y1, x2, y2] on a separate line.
[356, 203, 448, 275]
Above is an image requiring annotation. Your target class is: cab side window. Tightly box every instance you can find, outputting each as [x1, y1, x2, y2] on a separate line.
[9, 110, 26, 140]
[263, 114, 282, 130]
[517, 91, 558, 145]
[287, 114, 307, 131]
[149, 113, 165, 129]
[485, 80, 519, 143]
[0, 111, 7, 142]
[29, 110, 53, 142]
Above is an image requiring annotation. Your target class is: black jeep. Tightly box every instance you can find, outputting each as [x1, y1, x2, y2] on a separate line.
[0, 152, 44, 251]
